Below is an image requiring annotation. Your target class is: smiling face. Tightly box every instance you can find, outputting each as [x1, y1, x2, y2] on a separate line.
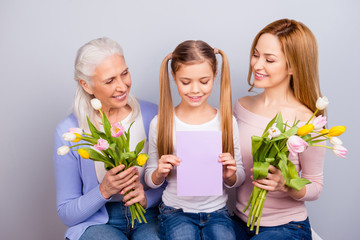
[173, 61, 215, 109]
[80, 54, 131, 113]
[251, 33, 292, 90]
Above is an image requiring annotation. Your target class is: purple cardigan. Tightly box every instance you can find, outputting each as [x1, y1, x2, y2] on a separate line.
[53, 100, 163, 240]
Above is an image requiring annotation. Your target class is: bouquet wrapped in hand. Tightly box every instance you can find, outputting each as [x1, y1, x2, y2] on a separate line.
[244, 97, 347, 234]
[57, 98, 149, 227]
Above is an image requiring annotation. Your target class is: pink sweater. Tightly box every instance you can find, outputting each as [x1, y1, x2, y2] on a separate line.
[234, 101, 325, 226]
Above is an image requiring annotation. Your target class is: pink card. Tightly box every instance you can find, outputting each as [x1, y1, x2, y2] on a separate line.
[176, 131, 223, 196]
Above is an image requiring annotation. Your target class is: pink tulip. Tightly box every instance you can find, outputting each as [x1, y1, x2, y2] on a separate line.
[111, 122, 124, 137]
[332, 145, 348, 158]
[69, 128, 83, 135]
[287, 135, 309, 156]
[311, 115, 327, 130]
[94, 138, 109, 151]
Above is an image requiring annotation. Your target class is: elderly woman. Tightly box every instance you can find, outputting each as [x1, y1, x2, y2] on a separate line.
[53, 37, 163, 240]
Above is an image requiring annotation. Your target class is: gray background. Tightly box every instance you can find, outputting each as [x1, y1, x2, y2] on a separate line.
[1, 0, 359, 239]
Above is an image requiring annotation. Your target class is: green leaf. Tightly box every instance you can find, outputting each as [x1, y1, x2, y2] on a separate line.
[135, 139, 145, 155]
[253, 162, 270, 180]
[288, 178, 311, 191]
[101, 111, 112, 140]
[261, 113, 278, 138]
[251, 136, 264, 160]
[277, 152, 289, 183]
[87, 116, 99, 139]
[81, 147, 115, 168]
[276, 112, 284, 132]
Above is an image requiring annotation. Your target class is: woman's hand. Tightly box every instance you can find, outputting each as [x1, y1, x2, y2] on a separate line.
[152, 155, 180, 185]
[219, 153, 237, 186]
[251, 165, 288, 192]
[99, 164, 138, 199]
[121, 176, 147, 208]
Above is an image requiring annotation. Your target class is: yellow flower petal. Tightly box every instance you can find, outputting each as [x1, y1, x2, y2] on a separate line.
[297, 124, 314, 136]
[78, 149, 90, 159]
[72, 133, 82, 143]
[328, 126, 346, 137]
[320, 129, 329, 135]
[137, 153, 149, 166]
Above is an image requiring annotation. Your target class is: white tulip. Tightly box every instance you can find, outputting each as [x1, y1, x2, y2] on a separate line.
[329, 137, 343, 146]
[62, 132, 76, 141]
[316, 96, 329, 110]
[91, 98, 102, 110]
[57, 146, 70, 155]
[268, 126, 281, 138]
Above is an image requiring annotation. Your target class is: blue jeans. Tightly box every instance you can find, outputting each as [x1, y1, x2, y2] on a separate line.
[232, 214, 312, 240]
[79, 202, 160, 240]
[158, 202, 236, 240]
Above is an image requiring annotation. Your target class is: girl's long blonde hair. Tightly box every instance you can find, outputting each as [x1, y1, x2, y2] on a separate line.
[248, 19, 324, 116]
[158, 40, 234, 157]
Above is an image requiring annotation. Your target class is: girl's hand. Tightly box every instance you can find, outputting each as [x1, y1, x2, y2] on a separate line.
[251, 165, 288, 192]
[152, 155, 180, 185]
[121, 175, 147, 208]
[99, 165, 138, 199]
[219, 153, 237, 186]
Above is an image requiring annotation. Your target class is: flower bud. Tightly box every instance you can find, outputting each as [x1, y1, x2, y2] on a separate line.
[91, 98, 102, 110]
[62, 132, 76, 141]
[328, 126, 346, 137]
[268, 126, 281, 138]
[69, 128, 83, 135]
[316, 96, 329, 110]
[78, 149, 90, 159]
[287, 135, 309, 156]
[329, 137, 343, 146]
[332, 145, 347, 158]
[57, 146, 70, 155]
[94, 138, 109, 151]
[311, 115, 327, 130]
[297, 124, 314, 136]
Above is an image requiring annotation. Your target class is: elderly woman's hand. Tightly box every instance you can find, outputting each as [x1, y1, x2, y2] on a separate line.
[121, 176, 147, 208]
[99, 165, 138, 200]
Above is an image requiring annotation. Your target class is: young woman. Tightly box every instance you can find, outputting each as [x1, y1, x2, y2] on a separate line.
[53, 37, 164, 240]
[145, 40, 245, 240]
[232, 19, 325, 240]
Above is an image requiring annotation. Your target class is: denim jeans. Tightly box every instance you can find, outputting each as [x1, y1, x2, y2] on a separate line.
[232, 214, 312, 240]
[158, 202, 236, 240]
[79, 202, 160, 240]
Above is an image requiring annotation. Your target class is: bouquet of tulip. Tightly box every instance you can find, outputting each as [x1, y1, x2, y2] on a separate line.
[57, 98, 149, 227]
[243, 97, 347, 234]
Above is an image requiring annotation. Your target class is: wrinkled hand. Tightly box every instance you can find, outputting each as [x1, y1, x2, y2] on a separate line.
[252, 165, 288, 192]
[121, 176, 147, 208]
[99, 165, 138, 199]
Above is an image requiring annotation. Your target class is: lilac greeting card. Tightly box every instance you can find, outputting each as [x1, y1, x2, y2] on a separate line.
[176, 131, 222, 196]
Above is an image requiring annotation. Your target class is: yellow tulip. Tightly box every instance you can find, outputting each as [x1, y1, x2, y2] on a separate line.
[328, 126, 346, 137]
[72, 133, 82, 143]
[137, 153, 149, 166]
[297, 124, 314, 136]
[78, 149, 90, 159]
[320, 129, 329, 135]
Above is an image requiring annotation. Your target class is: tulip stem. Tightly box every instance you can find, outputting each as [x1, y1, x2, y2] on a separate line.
[306, 109, 319, 125]
[312, 144, 332, 149]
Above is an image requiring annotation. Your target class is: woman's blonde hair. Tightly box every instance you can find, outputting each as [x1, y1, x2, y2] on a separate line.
[73, 37, 139, 131]
[248, 19, 323, 115]
[158, 40, 234, 157]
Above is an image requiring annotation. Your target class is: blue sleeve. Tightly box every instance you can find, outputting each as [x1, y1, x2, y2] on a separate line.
[144, 181, 167, 209]
[53, 115, 109, 227]
[138, 99, 158, 140]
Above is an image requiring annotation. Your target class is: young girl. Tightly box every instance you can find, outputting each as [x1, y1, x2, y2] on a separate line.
[232, 19, 325, 240]
[145, 40, 245, 240]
